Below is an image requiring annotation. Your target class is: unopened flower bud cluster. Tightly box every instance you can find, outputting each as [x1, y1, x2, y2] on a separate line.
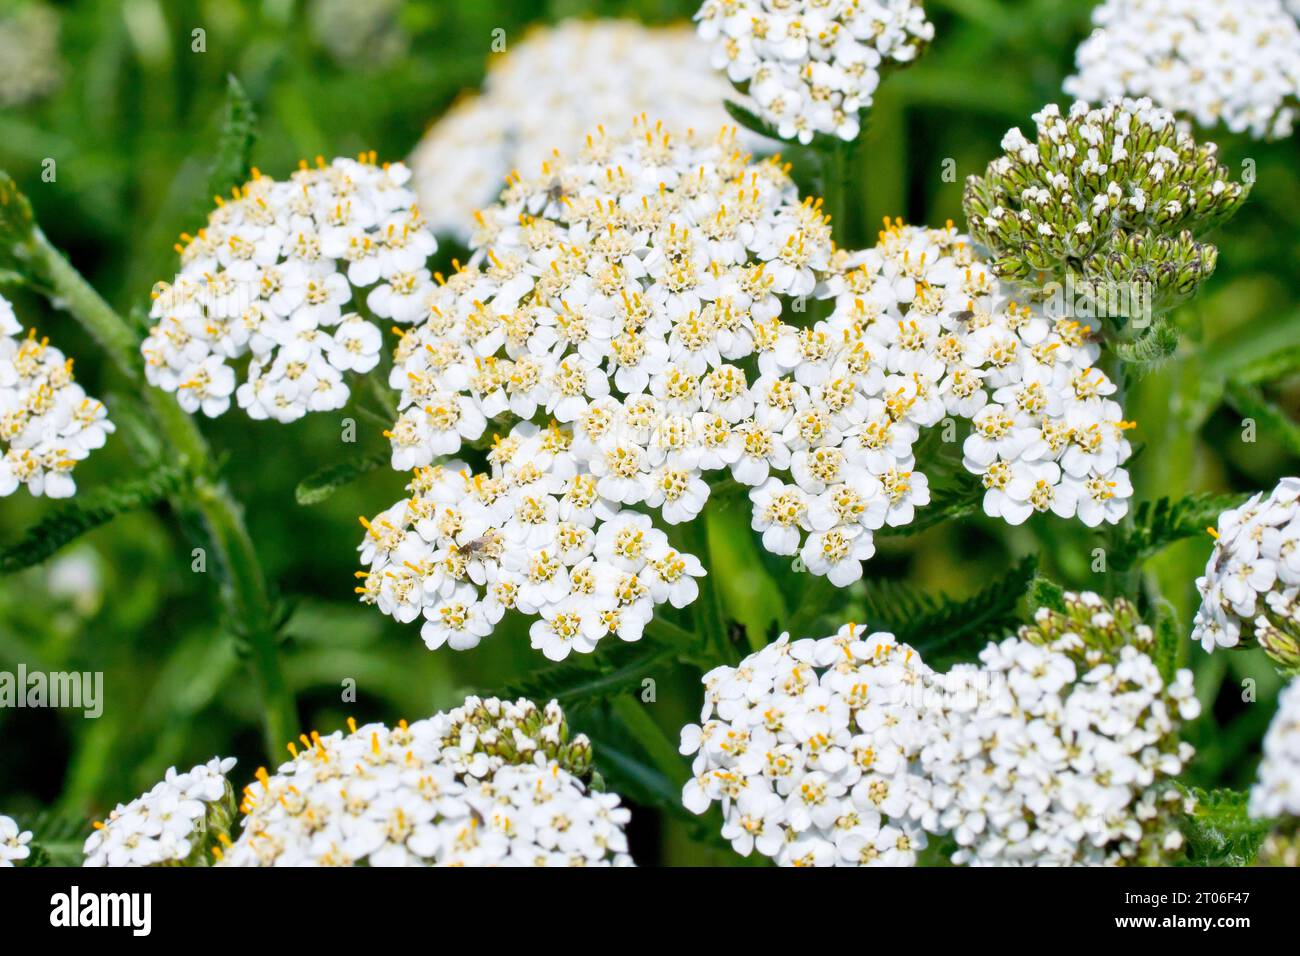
[1065, 0, 1300, 141]
[695, 0, 933, 143]
[81, 757, 238, 867]
[222, 697, 632, 866]
[411, 19, 766, 242]
[1192, 477, 1300, 669]
[1, 294, 115, 498]
[964, 97, 1249, 319]
[683, 593, 1200, 866]
[143, 155, 437, 423]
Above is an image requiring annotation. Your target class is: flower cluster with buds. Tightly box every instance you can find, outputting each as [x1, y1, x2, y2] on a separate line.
[964, 98, 1249, 320]
[411, 19, 765, 241]
[695, 0, 933, 142]
[365, 123, 1139, 658]
[1, 294, 115, 498]
[357, 425, 706, 661]
[1192, 478, 1300, 669]
[1251, 679, 1300, 864]
[680, 624, 937, 866]
[920, 593, 1199, 865]
[0, 814, 32, 866]
[81, 757, 238, 867]
[142, 155, 436, 423]
[222, 697, 632, 866]
[1065, 0, 1300, 141]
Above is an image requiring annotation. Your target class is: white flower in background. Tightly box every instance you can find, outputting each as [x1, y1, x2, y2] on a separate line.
[366, 122, 1137, 656]
[0, 3, 61, 108]
[680, 623, 937, 866]
[920, 593, 1199, 866]
[309, 0, 408, 69]
[695, 0, 934, 142]
[221, 697, 633, 866]
[1192, 478, 1300, 667]
[82, 757, 237, 867]
[1065, 0, 1300, 140]
[1250, 679, 1300, 820]
[0, 814, 32, 866]
[0, 293, 115, 498]
[142, 155, 437, 423]
[411, 19, 769, 241]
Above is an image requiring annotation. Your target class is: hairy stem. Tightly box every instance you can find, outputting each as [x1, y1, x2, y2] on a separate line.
[16, 226, 298, 756]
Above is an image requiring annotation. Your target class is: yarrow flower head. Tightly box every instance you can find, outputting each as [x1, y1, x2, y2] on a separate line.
[695, 0, 934, 143]
[142, 155, 436, 423]
[1065, 0, 1300, 141]
[1250, 679, 1300, 864]
[221, 697, 633, 866]
[0, 293, 115, 498]
[964, 97, 1249, 320]
[363, 122, 1139, 660]
[411, 19, 767, 241]
[81, 757, 238, 867]
[921, 592, 1199, 865]
[680, 623, 937, 866]
[0, 813, 32, 866]
[1192, 478, 1300, 668]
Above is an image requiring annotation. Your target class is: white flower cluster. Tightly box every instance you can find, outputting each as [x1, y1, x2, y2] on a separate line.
[1, 294, 115, 498]
[358, 426, 706, 661]
[0, 814, 32, 867]
[695, 0, 934, 142]
[920, 600, 1199, 866]
[825, 222, 1136, 534]
[1192, 477, 1300, 666]
[142, 155, 436, 423]
[683, 594, 1200, 866]
[82, 757, 237, 867]
[1065, 0, 1300, 140]
[411, 19, 765, 242]
[680, 624, 936, 866]
[369, 124, 1137, 654]
[223, 698, 633, 866]
[0, 3, 61, 108]
[1250, 679, 1300, 819]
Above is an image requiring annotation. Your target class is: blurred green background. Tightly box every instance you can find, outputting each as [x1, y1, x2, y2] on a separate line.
[1, 0, 1297, 865]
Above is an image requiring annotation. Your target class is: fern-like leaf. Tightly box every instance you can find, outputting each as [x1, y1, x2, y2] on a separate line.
[497, 640, 674, 708]
[1179, 788, 1270, 867]
[862, 556, 1037, 667]
[206, 75, 257, 202]
[1109, 492, 1250, 572]
[295, 450, 389, 506]
[1, 462, 188, 573]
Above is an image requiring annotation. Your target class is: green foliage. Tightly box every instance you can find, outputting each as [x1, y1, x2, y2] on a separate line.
[1113, 320, 1180, 371]
[1108, 492, 1250, 573]
[20, 810, 90, 867]
[206, 76, 258, 204]
[1223, 382, 1300, 457]
[295, 450, 390, 506]
[498, 641, 675, 709]
[1179, 788, 1271, 867]
[862, 556, 1037, 668]
[0, 463, 189, 574]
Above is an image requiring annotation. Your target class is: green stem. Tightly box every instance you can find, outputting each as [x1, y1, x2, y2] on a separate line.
[611, 696, 687, 787]
[680, 510, 730, 664]
[16, 227, 298, 757]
